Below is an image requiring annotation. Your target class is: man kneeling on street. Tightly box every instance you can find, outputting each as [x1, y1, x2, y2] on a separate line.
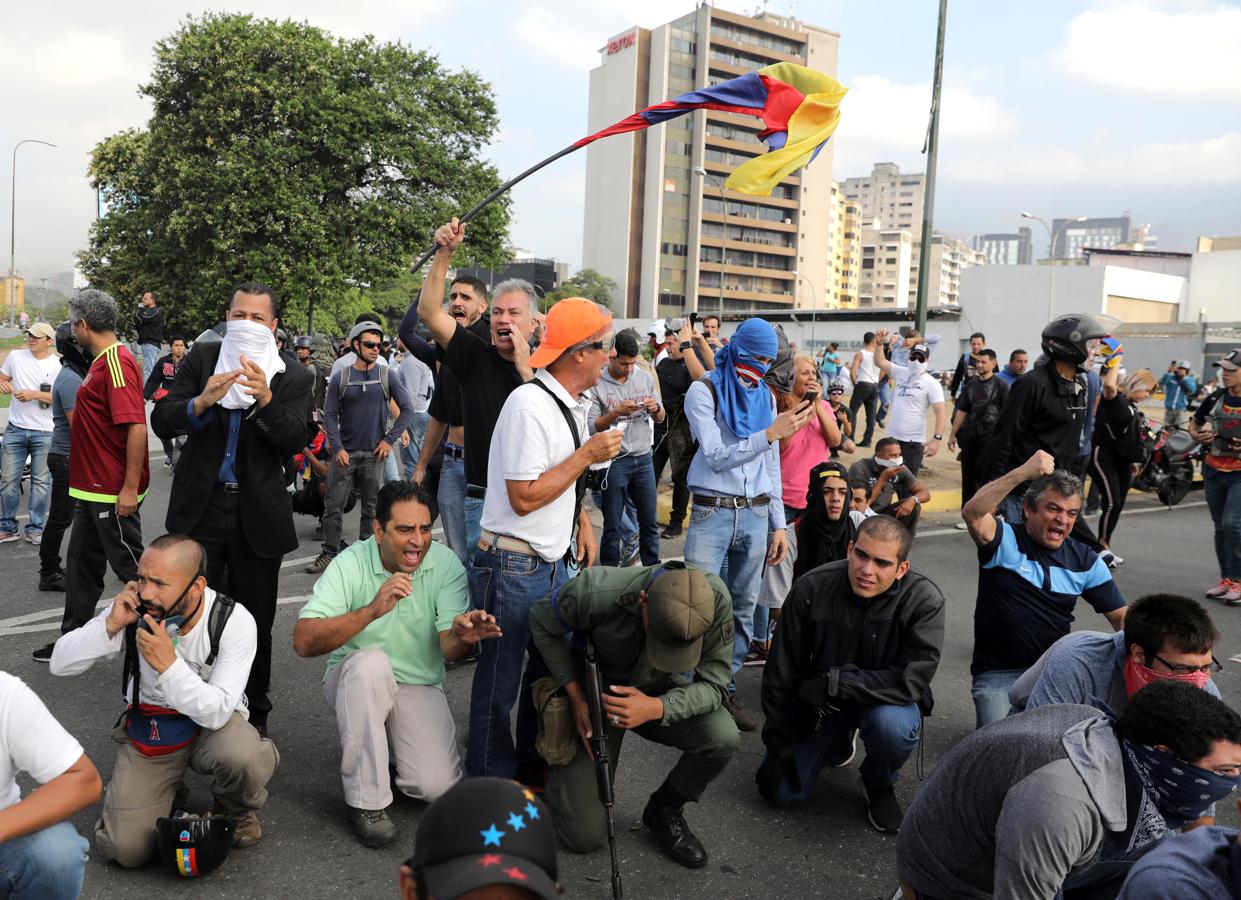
[50, 533, 277, 865]
[529, 562, 738, 869]
[897, 681, 1241, 900]
[294, 480, 501, 848]
[757, 515, 945, 834]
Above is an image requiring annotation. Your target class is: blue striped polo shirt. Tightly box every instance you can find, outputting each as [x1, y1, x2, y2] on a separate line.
[971, 520, 1125, 675]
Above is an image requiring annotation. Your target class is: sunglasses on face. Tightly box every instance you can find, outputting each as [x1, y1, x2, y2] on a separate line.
[359, 341, 382, 350]
[587, 334, 616, 353]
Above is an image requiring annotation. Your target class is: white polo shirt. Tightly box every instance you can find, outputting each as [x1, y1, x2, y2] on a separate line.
[481, 369, 590, 562]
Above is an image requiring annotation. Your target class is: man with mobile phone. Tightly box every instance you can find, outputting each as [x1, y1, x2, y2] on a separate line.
[848, 438, 931, 532]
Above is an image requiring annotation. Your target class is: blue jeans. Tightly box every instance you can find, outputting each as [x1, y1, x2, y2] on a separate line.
[878, 380, 892, 424]
[465, 544, 569, 778]
[0, 425, 51, 534]
[599, 453, 660, 567]
[464, 496, 484, 567]
[763, 703, 922, 804]
[684, 501, 770, 691]
[400, 411, 431, 475]
[438, 454, 467, 564]
[140, 342, 160, 376]
[971, 668, 1025, 729]
[382, 451, 400, 484]
[0, 820, 89, 899]
[1204, 466, 1241, 581]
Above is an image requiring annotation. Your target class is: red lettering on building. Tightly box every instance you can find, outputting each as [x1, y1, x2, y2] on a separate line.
[607, 31, 636, 55]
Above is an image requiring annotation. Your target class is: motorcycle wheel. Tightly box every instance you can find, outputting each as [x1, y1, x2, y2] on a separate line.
[1158, 479, 1191, 507]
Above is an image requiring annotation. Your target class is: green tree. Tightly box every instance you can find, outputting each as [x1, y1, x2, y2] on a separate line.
[79, 13, 510, 337]
[541, 268, 618, 312]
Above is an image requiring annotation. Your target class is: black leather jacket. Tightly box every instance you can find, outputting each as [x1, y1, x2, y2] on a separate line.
[760, 560, 945, 759]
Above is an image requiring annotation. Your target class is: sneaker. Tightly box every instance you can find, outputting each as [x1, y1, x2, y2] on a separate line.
[231, 811, 263, 848]
[861, 778, 903, 834]
[1206, 580, 1235, 599]
[348, 806, 397, 848]
[620, 537, 641, 567]
[1099, 549, 1120, 569]
[304, 552, 335, 575]
[954, 522, 969, 531]
[742, 643, 769, 667]
[24, 531, 41, 545]
[828, 730, 858, 768]
[722, 694, 758, 733]
[1222, 581, 1241, 605]
[660, 522, 683, 539]
[32, 642, 55, 663]
[163, 458, 173, 469]
[0, 532, 18, 544]
[38, 569, 66, 592]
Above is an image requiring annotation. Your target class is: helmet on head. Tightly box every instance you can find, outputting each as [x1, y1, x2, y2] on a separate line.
[1040, 313, 1121, 369]
[155, 813, 234, 878]
[293, 335, 313, 350]
[55, 320, 91, 372]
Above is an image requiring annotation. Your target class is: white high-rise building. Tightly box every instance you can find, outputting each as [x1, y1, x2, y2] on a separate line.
[857, 226, 912, 309]
[581, 7, 840, 317]
[841, 163, 924, 235]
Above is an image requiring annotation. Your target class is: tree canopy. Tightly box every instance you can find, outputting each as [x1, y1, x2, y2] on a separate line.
[79, 13, 510, 336]
[541, 268, 618, 312]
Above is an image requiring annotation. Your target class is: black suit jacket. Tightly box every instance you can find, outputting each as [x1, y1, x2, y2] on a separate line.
[151, 342, 314, 558]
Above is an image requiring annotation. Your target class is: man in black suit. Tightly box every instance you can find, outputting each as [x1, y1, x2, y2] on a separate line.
[151, 283, 313, 733]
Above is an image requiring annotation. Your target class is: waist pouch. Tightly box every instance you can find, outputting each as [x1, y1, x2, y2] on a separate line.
[125, 704, 201, 757]
[532, 677, 576, 767]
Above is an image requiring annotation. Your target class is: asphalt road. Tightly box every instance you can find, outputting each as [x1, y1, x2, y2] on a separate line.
[1, 433, 1236, 900]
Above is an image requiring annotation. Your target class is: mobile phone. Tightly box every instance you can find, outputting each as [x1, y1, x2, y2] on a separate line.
[689, 311, 699, 327]
[803, 391, 819, 406]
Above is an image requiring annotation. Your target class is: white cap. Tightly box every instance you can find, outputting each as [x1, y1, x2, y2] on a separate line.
[646, 319, 666, 338]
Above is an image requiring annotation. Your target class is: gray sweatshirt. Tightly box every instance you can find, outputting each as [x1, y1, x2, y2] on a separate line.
[897, 705, 1136, 900]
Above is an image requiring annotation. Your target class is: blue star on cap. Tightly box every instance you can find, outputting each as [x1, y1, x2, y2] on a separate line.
[480, 823, 505, 847]
[524, 802, 539, 821]
[507, 812, 526, 832]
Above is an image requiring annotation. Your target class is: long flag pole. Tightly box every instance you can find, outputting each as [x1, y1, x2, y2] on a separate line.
[913, 0, 947, 334]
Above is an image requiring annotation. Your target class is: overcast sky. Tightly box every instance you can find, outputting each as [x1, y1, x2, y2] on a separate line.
[2, 0, 1238, 288]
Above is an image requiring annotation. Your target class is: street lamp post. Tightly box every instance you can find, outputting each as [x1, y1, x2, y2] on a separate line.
[9, 139, 57, 327]
[1021, 212, 1086, 322]
[692, 166, 726, 317]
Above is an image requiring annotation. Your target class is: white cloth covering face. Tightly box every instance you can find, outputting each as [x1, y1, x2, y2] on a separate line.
[214, 319, 286, 410]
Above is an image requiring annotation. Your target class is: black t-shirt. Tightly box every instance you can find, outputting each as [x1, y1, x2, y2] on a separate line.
[656, 356, 693, 402]
[954, 375, 1009, 441]
[828, 403, 852, 457]
[442, 323, 525, 487]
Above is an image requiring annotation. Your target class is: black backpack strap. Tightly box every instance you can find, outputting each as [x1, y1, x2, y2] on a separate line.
[529, 378, 587, 542]
[695, 373, 718, 410]
[205, 593, 237, 667]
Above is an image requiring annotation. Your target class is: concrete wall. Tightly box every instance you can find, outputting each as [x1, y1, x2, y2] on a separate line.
[1189, 248, 1241, 323]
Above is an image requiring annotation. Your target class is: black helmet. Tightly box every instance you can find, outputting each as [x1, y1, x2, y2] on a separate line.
[54, 320, 92, 372]
[276, 328, 290, 345]
[293, 335, 313, 350]
[156, 813, 234, 877]
[1040, 313, 1121, 368]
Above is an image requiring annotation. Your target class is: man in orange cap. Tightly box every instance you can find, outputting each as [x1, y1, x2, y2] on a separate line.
[466, 296, 624, 783]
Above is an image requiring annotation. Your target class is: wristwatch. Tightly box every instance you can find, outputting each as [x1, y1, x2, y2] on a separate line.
[679, 341, 692, 350]
[932, 433, 943, 440]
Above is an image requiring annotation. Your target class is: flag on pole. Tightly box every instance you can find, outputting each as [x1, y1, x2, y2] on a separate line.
[572, 62, 846, 197]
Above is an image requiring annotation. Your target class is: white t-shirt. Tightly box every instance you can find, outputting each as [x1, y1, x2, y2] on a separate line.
[885, 363, 945, 442]
[481, 370, 590, 562]
[50, 588, 257, 731]
[0, 672, 84, 810]
[331, 351, 387, 379]
[397, 355, 434, 414]
[0, 349, 61, 431]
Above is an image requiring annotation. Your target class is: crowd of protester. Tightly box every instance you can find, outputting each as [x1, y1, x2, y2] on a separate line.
[1, 221, 1240, 898]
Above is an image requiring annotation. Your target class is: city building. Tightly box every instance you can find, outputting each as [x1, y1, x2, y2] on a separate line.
[856, 225, 911, 309]
[826, 181, 860, 307]
[581, 7, 840, 317]
[841, 163, 924, 235]
[1050, 215, 1131, 260]
[455, 257, 563, 298]
[2, 274, 25, 315]
[914, 234, 985, 308]
[1190, 235, 1241, 323]
[974, 228, 1032, 265]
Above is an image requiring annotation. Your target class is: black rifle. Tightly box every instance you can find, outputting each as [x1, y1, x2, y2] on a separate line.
[585, 639, 622, 899]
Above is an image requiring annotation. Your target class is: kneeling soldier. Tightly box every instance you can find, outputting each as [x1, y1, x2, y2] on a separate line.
[50, 533, 278, 866]
[530, 562, 738, 869]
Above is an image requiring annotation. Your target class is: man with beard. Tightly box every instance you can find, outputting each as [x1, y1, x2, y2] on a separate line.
[757, 515, 945, 833]
[948, 348, 1009, 505]
[997, 349, 1029, 387]
[898, 682, 1241, 900]
[414, 219, 536, 563]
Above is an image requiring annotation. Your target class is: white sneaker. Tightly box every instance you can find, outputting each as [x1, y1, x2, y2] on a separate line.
[954, 522, 969, 531]
[1207, 580, 1233, 599]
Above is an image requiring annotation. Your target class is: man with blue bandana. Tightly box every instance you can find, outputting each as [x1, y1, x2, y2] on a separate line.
[683, 318, 814, 732]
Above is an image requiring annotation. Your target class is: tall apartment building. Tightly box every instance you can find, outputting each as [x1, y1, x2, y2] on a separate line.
[841, 162, 924, 236]
[581, 7, 840, 318]
[826, 181, 860, 307]
[857, 226, 912, 309]
[975, 228, 1032, 265]
[914, 235, 985, 308]
[1051, 216, 1131, 260]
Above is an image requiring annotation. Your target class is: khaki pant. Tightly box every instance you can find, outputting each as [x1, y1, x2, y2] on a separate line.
[324, 647, 461, 810]
[96, 711, 278, 867]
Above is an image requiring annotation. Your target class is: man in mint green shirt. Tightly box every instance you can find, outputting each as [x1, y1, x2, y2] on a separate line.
[294, 481, 501, 848]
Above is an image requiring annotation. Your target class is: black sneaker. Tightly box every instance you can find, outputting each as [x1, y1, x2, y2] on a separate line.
[38, 570, 66, 592]
[861, 778, 903, 833]
[32, 642, 55, 663]
[723, 694, 758, 732]
[660, 522, 683, 539]
[828, 730, 858, 768]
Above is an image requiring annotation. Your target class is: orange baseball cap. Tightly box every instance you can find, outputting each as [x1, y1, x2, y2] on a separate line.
[528, 298, 613, 369]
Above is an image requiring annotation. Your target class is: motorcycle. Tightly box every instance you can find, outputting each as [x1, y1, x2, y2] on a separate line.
[1131, 420, 1203, 507]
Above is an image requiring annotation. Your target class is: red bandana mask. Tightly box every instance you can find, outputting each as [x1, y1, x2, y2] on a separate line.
[1123, 653, 1212, 696]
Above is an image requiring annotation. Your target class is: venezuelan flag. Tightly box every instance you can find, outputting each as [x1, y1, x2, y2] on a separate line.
[573, 62, 846, 197]
[176, 847, 199, 876]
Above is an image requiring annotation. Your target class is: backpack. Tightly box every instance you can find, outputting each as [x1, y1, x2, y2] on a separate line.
[336, 363, 390, 404]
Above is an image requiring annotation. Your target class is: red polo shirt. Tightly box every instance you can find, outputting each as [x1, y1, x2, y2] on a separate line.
[69, 343, 150, 503]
